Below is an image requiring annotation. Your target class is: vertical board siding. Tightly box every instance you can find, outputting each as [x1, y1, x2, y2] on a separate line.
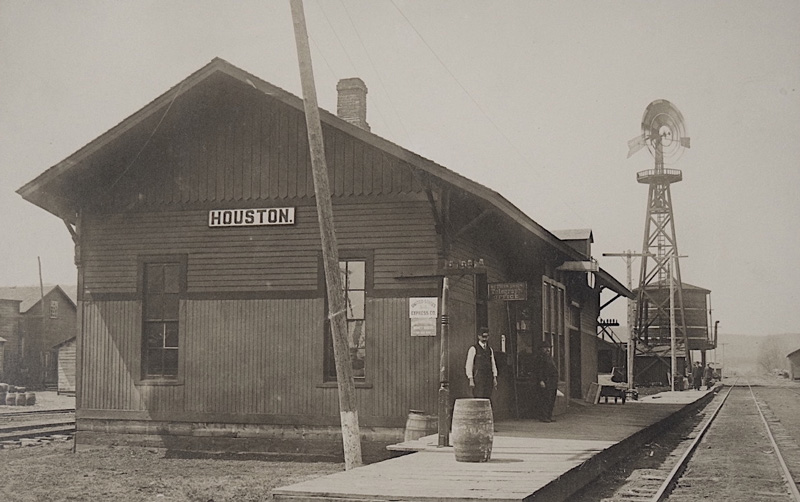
[183, 298, 323, 415]
[82, 297, 436, 422]
[82, 301, 138, 411]
[109, 83, 424, 209]
[368, 298, 438, 417]
[81, 301, 185, 413]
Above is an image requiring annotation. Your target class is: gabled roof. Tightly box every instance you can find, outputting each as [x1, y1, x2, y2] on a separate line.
[18, 58, 583, 256]
[0, 285, 77, 313]
[787, 347, 800, 359]
[17, 58, 631, 297]
[53, 336, 77, 349]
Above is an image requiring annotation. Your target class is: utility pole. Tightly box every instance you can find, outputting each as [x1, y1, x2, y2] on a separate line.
[603, 251, 649, 390]
[289, 0, 362, 469]
[669, 255, 676, 391]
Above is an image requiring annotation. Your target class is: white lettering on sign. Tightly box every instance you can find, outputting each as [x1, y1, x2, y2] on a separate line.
[208, 208, 296, 227]
[409, 297, 438, 318]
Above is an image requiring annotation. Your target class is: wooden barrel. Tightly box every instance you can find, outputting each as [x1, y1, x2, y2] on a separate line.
[0, 391, 5, 405]
[15, 393, 26, 406]
[5, 392, 17, 406]
[25, 392, 36, 406]
[404, 410, 437, 442]
[451, 398, 493, 462]
[0, 383, 8, 392]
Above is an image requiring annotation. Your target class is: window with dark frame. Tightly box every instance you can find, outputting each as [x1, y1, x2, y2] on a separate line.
[324, 259, 367, 382]
[542, 278, 566, 381]
[142, 261, 182, 379]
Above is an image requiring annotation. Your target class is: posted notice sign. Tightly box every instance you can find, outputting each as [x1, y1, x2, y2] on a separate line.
[488, 282, 527, 301]
[409, 297, 438, 337]
[208, 208, 295, 228]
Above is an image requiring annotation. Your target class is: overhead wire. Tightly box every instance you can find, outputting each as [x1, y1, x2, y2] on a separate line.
[311, 0, 408, 145]
[109, 79, 186, 190]
[338, 0, 412, 145]
[387, 0, 584, 223]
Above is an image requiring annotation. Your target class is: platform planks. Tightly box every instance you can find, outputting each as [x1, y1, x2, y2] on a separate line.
[273, 436, 615, 502]
[273, 391, 716, 502]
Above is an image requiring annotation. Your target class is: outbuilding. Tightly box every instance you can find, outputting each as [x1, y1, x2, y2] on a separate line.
[18, 59, 630, 454]
[0, 285, 77, 388]
[54, 337, 77, 394]
[788, 348, 800, 381]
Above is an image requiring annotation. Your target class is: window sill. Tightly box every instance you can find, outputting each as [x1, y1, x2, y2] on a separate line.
[317, 381, 373, 389]
[136, 379, 184, 387]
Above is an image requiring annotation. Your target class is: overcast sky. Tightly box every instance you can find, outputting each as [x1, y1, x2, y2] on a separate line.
[1, 1, 798, 336]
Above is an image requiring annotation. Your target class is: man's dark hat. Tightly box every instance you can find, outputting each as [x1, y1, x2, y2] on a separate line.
[540, 341, 552, 348]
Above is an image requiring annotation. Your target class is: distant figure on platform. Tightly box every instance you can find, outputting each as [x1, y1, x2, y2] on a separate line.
[704, 363, 715, 389]
[692, 362, 703, 390]
[465, 327, 498, 401]
[532, 341, 559, 422]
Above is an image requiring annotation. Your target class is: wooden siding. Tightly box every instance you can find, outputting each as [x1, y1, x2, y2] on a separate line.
[57, 339, 77, 393]
[580, 332, 598, 399]
[101, 79, 425, 210]
[81, 200, 438, 295]
[80, 297, 437, 425]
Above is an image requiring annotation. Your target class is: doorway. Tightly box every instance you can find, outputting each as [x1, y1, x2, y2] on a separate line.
[569, 329, 582, 399]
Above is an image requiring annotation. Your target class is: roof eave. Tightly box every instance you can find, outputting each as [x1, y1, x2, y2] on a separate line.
[19, 57, 584, 260]
[597, 267, 634, 298]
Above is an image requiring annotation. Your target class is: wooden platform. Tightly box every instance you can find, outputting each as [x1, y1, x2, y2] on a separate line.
[273, 389, 717, 502]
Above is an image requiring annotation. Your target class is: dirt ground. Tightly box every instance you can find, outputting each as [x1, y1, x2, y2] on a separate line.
[0, 441, 342, 502]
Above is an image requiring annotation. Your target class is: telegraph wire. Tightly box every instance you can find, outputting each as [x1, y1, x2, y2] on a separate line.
[109, 79, 186, 190]
[310, 0, 407, 144]
[387, 0, 583, 222]
[338, 0, 412, 145]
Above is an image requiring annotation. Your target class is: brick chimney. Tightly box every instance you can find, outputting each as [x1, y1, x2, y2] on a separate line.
[336, 78, 370, 131]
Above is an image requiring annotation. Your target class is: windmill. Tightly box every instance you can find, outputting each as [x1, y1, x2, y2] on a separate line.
[627, 100, 692, 377]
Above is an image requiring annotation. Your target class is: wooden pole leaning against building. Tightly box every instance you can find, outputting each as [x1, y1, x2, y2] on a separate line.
[289, 0, 363, 470]
[438, 277, 450, 447]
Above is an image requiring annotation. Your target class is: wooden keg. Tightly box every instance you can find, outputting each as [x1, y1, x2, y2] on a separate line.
[5, 392, 17, 406]
[404, 410, 438, 442]
[451, 398, 493, 462]
[25, 392, 36, 406]
[15, 393, 26, 406]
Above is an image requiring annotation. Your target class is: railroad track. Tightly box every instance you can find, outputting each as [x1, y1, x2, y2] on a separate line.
[0, 408, 76, 447]
[600, 380, 800, 502]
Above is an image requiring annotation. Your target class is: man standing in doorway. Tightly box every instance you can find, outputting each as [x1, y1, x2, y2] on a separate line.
[465, 327, 498, 401]
[532, 341, 559, 422]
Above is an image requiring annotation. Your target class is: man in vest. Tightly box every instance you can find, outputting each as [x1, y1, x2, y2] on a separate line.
[532, 340, 559, 422]
[465, 327, 498, 400]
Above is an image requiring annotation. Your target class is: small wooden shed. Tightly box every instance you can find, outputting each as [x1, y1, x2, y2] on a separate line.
[788, 348, 800, 381]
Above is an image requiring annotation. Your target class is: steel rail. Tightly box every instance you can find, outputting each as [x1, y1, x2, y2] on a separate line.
[0, 408, 74, 418]
[650, 382, 736, 501]
[748, 382, 800, 501]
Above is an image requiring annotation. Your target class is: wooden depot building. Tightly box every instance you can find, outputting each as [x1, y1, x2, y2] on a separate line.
[18, 58, 631, 455]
